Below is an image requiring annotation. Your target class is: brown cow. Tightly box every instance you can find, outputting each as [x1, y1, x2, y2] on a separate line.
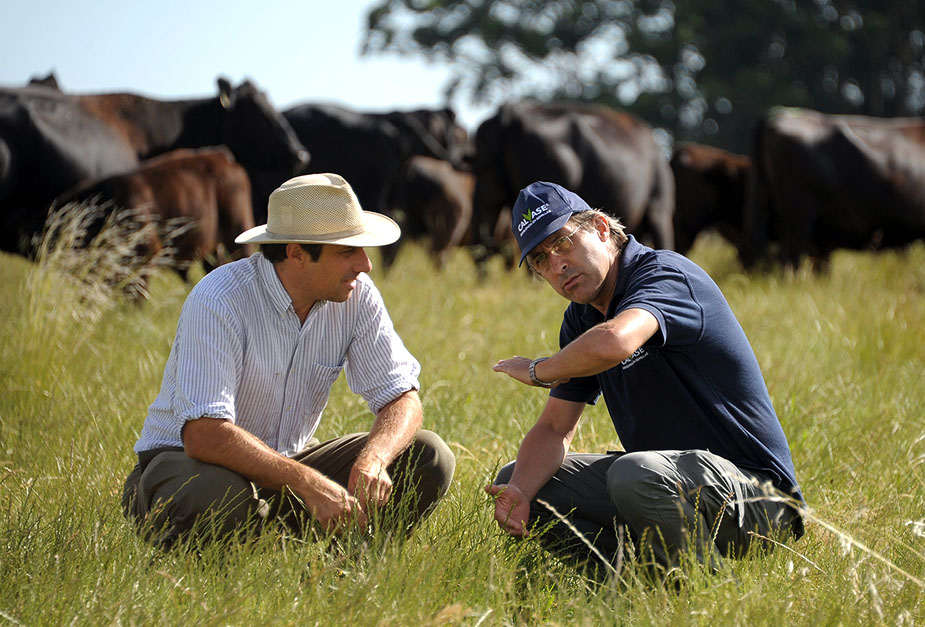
[743, 107, 925, 270]
[389, 155, 474, 268]
[54, 146, 256, 281]
[671, 142, 751, 255]
[473, 101, 675, 268]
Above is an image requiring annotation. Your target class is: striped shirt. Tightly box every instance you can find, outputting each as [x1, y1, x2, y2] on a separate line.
[134, 253, 420, 457]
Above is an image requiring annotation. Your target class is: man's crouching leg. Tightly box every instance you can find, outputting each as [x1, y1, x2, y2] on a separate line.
[389, 429, 456, 526]
[123, 450, 269, 550]
[606, 449, 794, 570]
[288, 429, 455, 534]
[493, 453, 627, 573]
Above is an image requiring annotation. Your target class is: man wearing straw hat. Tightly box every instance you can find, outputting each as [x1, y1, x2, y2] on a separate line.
[122, 173, 455, 549]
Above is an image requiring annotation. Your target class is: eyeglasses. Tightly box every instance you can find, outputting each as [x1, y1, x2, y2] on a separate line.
[526, 225, 584, 273]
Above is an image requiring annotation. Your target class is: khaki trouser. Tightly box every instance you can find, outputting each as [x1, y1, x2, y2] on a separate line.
[494, 449, 802, 571]
[123, 430, 455, 549]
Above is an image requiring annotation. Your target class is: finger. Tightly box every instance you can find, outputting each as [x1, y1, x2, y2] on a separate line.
[485, 484, 503, 496]
[503, 519, 524, 536]
[355, 505, 369, 529]
[367, 479, 384, 507]
[379, 481, 392, 505]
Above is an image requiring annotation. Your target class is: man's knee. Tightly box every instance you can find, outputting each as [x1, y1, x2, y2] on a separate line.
[493, 460, 515, 486]
[606, 450, 678, 507]
[135, 451, 264, 545]
[406, 429, 455, 495]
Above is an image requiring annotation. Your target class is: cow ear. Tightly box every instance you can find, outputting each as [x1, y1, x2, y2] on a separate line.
[217, 77, 233, 109]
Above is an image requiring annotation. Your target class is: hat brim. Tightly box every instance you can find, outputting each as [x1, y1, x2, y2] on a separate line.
[235, 211, 401, 247]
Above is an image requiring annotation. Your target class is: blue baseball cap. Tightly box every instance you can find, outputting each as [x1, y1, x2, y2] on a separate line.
[512, 181, 591, 266]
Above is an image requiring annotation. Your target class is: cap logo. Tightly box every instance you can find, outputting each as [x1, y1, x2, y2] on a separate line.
[516, 202, 550, 235]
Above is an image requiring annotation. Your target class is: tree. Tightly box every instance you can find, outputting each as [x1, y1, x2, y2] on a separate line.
[362, 0, 925, 152]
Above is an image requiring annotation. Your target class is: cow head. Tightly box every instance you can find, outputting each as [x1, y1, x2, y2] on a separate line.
[216, 78, 309, 174]
[385, 108, 473, 170]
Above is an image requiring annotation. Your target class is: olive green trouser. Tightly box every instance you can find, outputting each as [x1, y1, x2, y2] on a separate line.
[122, 430, 455, 549]
[495, 449, 802, 571]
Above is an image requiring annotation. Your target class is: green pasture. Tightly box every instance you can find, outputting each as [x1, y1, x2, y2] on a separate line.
[0, 231, 923, 625]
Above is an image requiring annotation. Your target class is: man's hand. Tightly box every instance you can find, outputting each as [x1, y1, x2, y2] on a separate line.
[302, 477, 368, 533]
[493, 356, 569, 388]
[348, 456, 393, 511]
[493, 356, 533, 386]
[485, 483, 531, 537]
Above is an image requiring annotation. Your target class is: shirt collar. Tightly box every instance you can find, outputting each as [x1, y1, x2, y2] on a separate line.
[255, 253, 295, 317]
[256, 253, 332, 320]
[579, 235, 644, 326]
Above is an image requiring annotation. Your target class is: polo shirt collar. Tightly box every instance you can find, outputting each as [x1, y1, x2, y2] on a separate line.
[579, 235, 644, 326]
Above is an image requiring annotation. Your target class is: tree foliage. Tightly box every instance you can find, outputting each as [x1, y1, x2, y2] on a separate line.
[362, 0, 925, 152]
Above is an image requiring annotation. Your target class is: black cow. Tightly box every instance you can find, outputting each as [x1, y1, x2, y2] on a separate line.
[282, 103, 471, 265]
[390, 155, 474, 269]
[77, 77, 309, 215]
[743, 107, 925, 269]
[1, 77, 308, 254]
[671, 142, 751, 255]
[0, 83, 140, 252]
[473, 101, 675, 267]
[53, 146, 256, 281]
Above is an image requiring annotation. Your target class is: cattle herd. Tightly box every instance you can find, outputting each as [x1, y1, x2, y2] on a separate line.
[2, 72, 923, 288]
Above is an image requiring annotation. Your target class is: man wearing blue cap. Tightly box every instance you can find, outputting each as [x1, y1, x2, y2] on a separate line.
[487, 180, 804, 572]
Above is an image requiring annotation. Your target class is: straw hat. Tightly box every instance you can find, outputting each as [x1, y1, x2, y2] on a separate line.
[235, 173, 400, 247]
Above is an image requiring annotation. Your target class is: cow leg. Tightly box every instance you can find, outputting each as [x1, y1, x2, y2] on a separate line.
[781, 202, 817, 270]
[645, 162, 676, 251]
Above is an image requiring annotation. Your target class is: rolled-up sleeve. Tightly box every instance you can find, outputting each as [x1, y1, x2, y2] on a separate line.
[170, 292, 242, 427]
[343, 280, 420, 415]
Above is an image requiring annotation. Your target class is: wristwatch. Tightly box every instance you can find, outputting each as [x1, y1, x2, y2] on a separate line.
[529, 357, 554, 388]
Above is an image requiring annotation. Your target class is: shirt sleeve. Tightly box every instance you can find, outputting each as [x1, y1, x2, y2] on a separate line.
[343, 279, 421, 415]
[617, 259, 704, 348]
[170, 289, 243, 429]
[549, 304, 602, 404]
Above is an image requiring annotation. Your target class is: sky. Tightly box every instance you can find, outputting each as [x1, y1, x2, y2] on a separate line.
[0, 0, 490, 130]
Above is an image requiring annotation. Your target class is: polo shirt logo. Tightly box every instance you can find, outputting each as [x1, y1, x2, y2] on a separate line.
[621, 347, 649, 370]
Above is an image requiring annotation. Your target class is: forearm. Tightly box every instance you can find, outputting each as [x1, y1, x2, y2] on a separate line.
[182, 418, 331, 497]
[535, 308, 659, 383]
[533, 328, 622, 383]
[356, 389, 422, 468]
[506, 422, 573, 501]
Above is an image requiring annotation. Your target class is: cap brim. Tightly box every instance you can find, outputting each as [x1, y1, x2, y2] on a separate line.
[517, 212, 573, 266]
[235, 211, 401, 247]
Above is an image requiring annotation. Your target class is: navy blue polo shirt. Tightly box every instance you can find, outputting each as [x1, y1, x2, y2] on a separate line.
[551, 236, 803, 504]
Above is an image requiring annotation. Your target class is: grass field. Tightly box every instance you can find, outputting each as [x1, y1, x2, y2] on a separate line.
[0, 232, 923, 625]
